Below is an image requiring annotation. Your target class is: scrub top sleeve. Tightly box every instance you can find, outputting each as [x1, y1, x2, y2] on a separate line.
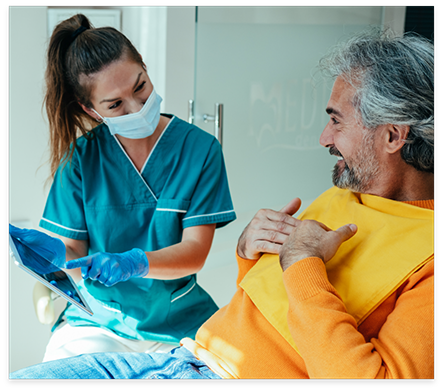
[182, 140, 236, 229]
[39, 157, 88, 241]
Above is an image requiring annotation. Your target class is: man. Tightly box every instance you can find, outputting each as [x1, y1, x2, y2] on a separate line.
[11, 29, 434, 379]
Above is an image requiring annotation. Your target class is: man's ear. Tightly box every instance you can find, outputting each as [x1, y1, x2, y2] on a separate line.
[79, 102, 101, 121]
[384, 124, 410, 154]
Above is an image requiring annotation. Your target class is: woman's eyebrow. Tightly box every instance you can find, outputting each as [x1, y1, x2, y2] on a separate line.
[132, 72, 142, 90]
[100, 96, 119, 104]
[99, 72, 143, 104]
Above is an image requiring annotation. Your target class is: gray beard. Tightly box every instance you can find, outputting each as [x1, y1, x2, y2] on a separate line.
[331, 132, 380, 193]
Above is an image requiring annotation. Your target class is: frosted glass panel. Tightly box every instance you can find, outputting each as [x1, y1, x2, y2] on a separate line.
[194, 7, 386, 307]
[198, 6, 383, 25]
[194, 7, 383, 216]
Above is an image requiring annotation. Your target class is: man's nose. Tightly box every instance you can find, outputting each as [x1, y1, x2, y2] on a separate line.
[319, 123, 333, 147]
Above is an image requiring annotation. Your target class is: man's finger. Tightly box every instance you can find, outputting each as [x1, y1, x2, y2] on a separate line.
[262, 230, 290, 245]
[263, 209, 299, 228]
[255, 241, 282, 255]
[279, 198, 302, 216]
[335, 224, 358, 243]
[66, 256, 93, 269]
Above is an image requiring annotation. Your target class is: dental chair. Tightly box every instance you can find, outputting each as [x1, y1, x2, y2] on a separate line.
[33, 282, 58, 324]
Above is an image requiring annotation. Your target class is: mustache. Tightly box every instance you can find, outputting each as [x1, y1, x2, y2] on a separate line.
[329, 146, 343, 158]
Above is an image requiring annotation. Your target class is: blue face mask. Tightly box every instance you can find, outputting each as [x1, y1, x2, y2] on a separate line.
[92, 88, 163, 139]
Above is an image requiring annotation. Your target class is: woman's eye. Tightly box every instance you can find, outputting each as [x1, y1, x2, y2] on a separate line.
[135, 81, 146, 92]
[109, 101, 122, 110]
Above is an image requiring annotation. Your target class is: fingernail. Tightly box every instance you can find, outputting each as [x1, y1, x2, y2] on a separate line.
[349, 224, 357, 232]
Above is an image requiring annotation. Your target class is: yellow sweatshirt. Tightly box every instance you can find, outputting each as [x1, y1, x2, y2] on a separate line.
[182, 195, 434, 379]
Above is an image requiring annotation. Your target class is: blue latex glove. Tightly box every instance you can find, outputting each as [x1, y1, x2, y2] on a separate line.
[49, 280, 80, 302]
[9, 224, 67, 274]
[66, 248, 149, 287]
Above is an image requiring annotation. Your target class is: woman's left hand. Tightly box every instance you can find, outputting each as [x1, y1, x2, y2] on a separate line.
[9, 224, 67, 272]
[66, 248, 149, 287]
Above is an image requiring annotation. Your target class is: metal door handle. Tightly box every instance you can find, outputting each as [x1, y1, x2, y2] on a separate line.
[203, 103, 224, 147]
[187, 100, 224, 147]
[188, 100, 195, 124]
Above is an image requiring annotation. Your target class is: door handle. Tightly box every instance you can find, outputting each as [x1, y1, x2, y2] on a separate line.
[188, 100, 195, 124]
[187, 100, 224, 147]
[203, 103, 224, 148]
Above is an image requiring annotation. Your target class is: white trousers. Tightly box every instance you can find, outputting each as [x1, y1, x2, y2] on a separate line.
[42, 323, 178, 362]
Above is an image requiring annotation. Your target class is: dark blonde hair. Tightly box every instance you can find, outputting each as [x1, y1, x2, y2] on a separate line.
[44, 13, 144, 178]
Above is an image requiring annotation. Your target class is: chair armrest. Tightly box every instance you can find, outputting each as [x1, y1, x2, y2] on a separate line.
[32, 282, 55, 324]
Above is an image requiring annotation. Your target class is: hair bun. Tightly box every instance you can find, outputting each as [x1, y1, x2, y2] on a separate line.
[71, 25, 87, 41]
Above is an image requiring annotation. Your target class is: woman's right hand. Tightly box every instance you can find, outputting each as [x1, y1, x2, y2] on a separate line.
[66, 248, 149, 287]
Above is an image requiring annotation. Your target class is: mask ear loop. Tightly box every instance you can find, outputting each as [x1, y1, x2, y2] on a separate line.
[91, 108, 105, 123]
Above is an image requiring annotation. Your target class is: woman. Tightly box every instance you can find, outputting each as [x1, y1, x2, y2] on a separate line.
[28, 13, 235, 361]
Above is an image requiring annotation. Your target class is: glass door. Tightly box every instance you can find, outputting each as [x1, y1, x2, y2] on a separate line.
[194, 7, 384, 305]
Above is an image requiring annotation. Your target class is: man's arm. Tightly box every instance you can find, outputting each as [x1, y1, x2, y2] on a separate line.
[280, 219, 434, 378]
[283, 256, 433, 378]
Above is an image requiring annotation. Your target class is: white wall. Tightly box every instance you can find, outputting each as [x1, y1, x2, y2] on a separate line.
[8, 5, 198, 374]
[163, 7, 196, 120]
[9, 6, 52, 373]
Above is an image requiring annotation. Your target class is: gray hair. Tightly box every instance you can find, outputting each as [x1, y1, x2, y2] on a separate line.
[318, 28, 434, 173]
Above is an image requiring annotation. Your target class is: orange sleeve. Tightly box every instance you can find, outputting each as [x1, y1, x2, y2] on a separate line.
[235, 249, 258, 287]
[283, 257, 434, 379]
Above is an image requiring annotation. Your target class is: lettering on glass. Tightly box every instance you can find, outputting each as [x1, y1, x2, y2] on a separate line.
[249, 79, 327, 151]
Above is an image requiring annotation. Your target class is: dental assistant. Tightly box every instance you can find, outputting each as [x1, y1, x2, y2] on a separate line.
[37, 14, 236, 361]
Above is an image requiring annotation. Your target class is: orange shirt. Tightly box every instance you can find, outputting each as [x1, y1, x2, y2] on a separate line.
[182, 199, 434, 379]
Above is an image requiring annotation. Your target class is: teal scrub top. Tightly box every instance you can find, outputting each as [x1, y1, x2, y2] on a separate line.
[39, 115, 236, 344]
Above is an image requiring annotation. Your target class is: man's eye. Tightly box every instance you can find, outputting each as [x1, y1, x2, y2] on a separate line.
[331, 117, 339, 124]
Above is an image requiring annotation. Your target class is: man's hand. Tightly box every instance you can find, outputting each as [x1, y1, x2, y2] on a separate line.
[279, 219, 357, 271]
[237, 198, 302, 260]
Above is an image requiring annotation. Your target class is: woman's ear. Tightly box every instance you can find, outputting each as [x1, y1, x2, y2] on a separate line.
[384, 124, 410, 154]
[79, 102, 102, 122]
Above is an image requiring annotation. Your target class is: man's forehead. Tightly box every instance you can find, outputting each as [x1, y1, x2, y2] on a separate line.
[326, 77, 357, 114]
